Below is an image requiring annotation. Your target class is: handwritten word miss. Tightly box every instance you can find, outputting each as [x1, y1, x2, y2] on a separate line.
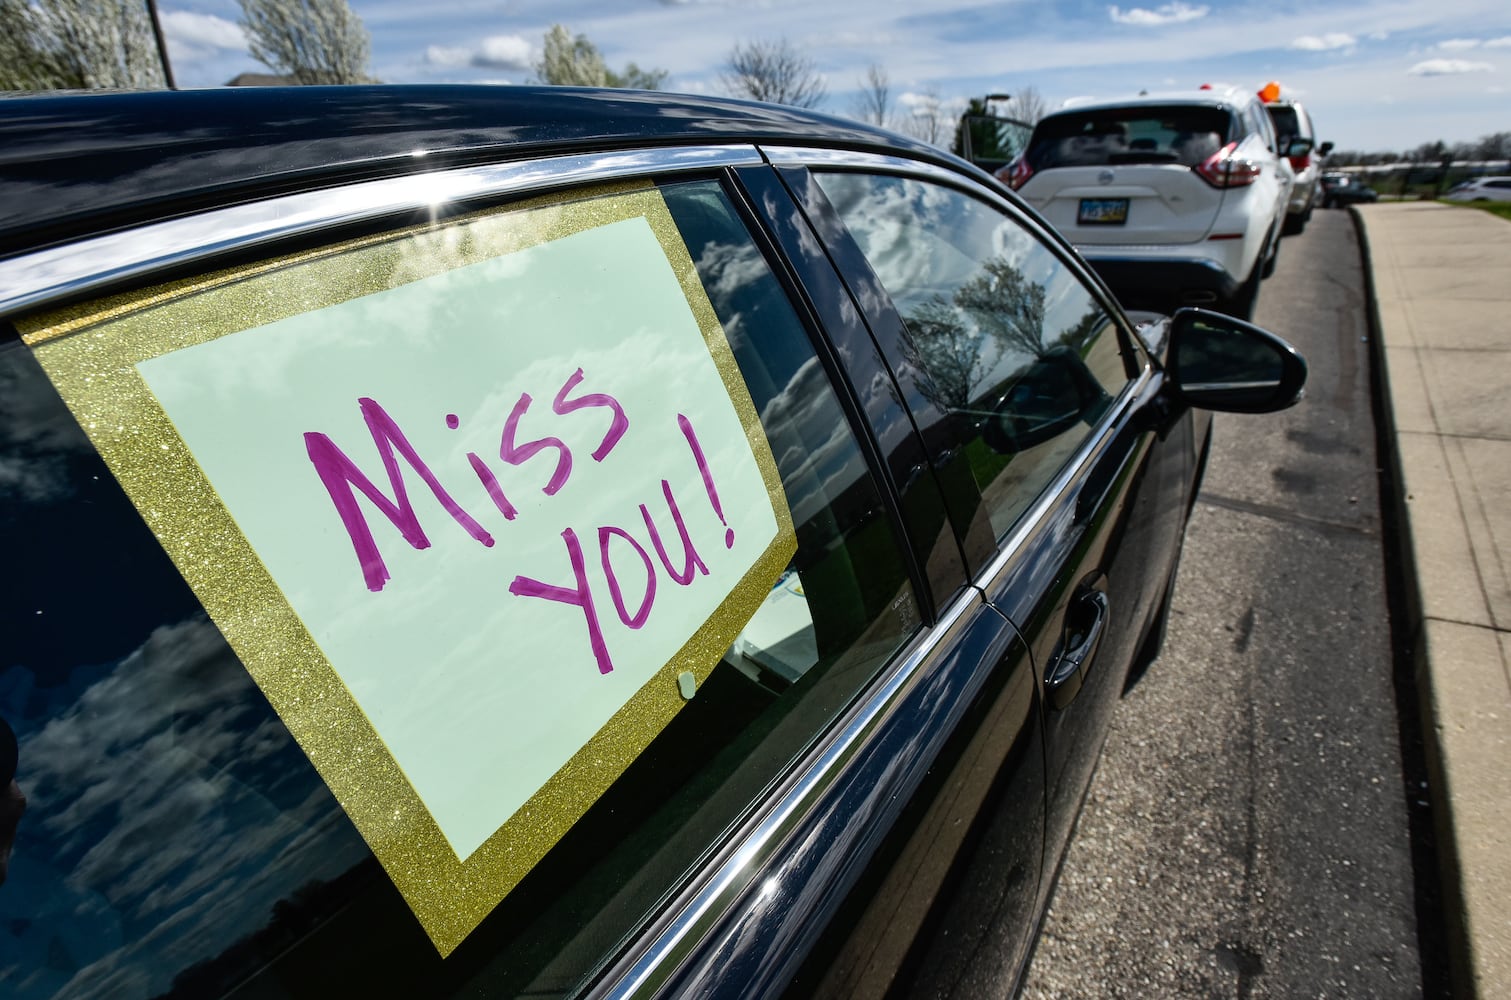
[303, 369, 737, 675]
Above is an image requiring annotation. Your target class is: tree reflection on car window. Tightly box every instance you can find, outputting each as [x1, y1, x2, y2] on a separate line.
[813, 171, 1135, 540]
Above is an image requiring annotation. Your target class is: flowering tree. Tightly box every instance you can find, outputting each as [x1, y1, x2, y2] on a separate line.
[1, 0, 164, 91]
[238, 0, 374, 85]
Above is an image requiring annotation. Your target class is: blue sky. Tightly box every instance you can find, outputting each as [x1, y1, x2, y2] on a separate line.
[158, 0, 1509, 153]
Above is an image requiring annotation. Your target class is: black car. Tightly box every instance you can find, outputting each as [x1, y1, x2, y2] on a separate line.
[1320, 171, 1379, 208]
[0, 86, 1304, 999]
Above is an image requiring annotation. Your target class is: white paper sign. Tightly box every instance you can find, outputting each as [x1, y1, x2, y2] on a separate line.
[136, 215, 782, 861]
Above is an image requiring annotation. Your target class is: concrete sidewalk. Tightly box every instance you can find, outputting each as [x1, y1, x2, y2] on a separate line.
[1356, 200, 1511, 999]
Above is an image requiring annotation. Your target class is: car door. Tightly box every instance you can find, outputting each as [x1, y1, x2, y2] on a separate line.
[1, 145, 1049, 1000]
[717, 162, 1048, 998]
[777, 153, 1196, 917]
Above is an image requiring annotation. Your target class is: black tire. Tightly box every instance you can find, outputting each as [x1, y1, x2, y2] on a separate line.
[1123, 560, 1178, 694]
[1222, 257, 1262, 319]
[1282, 208, 1306, 235]
[1260, 228, 1280, 279]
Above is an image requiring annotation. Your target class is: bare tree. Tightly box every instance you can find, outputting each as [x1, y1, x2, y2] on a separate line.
[1001, 85, 1049, 125]
[723, 38, 826, 108]
[1474, 131, 1510, 162]
[900, 88, 950, 147]
[851, 64, 892, 127]
[238, 0, 374, 85]
[2, 0, 164, 91]
[535, 24, 666, 89]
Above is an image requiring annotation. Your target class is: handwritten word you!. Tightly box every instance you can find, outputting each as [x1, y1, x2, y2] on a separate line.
[302, 369, 739, 676]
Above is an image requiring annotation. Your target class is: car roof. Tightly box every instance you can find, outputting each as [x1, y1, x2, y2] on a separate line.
[0, 84, 949, 260]
[1051, 86, 1253, 117]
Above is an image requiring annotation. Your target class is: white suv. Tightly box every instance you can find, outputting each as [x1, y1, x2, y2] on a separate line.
[1002, 86, 1301, 318]
[1263, 97, 1332, 233]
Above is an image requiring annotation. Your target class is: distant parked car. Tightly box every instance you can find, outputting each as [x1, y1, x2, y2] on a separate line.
[1261, 96, 1332, 234]
[1445, 176, 1511, 202]
[1320, 172, 1379, 208]
[1003, 85, 1303, 318]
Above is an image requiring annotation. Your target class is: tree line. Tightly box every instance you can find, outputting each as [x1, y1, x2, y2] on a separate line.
[0, 2, 979, 149]
[1325, 133, 1511, 167]
[13, 5, 1496, 167]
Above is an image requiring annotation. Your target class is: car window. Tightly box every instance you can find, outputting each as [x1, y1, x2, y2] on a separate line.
[1244, 101, 1276, 151]
[1266, 105, 1300, 142]
[0, 177, 921, 997]
[1026, 106, 1232, 169]
[811, 171, 1139, 544]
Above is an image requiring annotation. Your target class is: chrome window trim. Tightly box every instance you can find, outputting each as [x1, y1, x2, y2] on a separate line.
[763, 145, 974, 190]
[595, 578, 989, 999]
[0, 145, 764, 317]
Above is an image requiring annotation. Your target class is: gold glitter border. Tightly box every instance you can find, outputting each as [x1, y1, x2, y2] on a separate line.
[18, 181, 797, 956]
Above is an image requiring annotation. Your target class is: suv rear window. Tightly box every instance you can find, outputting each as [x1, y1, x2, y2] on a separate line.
[1026, 106, 1234, 170]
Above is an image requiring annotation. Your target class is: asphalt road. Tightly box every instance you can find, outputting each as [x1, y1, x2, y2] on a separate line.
[1018, 207, 1438, 998]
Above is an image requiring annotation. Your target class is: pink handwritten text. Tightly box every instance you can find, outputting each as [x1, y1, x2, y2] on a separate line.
[306, 368, 736, 676]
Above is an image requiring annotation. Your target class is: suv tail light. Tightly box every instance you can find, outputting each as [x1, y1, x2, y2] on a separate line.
[999, 153, 1034, 190]
[1195, 142, 1261, 188]
[1287, 151, 1311, 173]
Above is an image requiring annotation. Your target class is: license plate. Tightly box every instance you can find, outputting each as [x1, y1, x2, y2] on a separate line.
[1078, 198, 1129, 225]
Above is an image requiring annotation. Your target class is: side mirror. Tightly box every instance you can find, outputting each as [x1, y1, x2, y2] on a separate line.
[1319, 140, 1334, 157]
[983, 345, 1113, 452]
[1286, 137, 1314, 158]
[1167, 308, 1307, 413]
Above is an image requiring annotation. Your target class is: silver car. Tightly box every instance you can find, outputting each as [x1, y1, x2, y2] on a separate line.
[1262, 97, 1333, 234]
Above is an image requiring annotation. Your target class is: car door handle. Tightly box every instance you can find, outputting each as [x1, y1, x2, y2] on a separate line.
[1045, 588, 1109, 711]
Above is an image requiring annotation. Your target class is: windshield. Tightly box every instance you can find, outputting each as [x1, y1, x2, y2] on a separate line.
[1026, 106, 1234, 170]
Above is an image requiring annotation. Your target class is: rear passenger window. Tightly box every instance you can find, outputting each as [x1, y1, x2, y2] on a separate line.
[1, 178, 917, 996]
[812, 172, 1139, 542]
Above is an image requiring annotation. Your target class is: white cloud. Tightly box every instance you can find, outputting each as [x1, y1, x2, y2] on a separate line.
[1407, 58, 1495, 76]
[898, 90, 968, 115]
[423, 34, 534, 72]
[473, 34, 534, 71]
[1107, 3, 1209, 26]
[1486, 37, 1511, 48]
[1289, 33, 1357, 51]
[160, 11, 246, 61]
[424, 45, 473, 68]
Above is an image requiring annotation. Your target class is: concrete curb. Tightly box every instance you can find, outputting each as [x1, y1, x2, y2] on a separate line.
[1352, 201, 1511, 1000]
